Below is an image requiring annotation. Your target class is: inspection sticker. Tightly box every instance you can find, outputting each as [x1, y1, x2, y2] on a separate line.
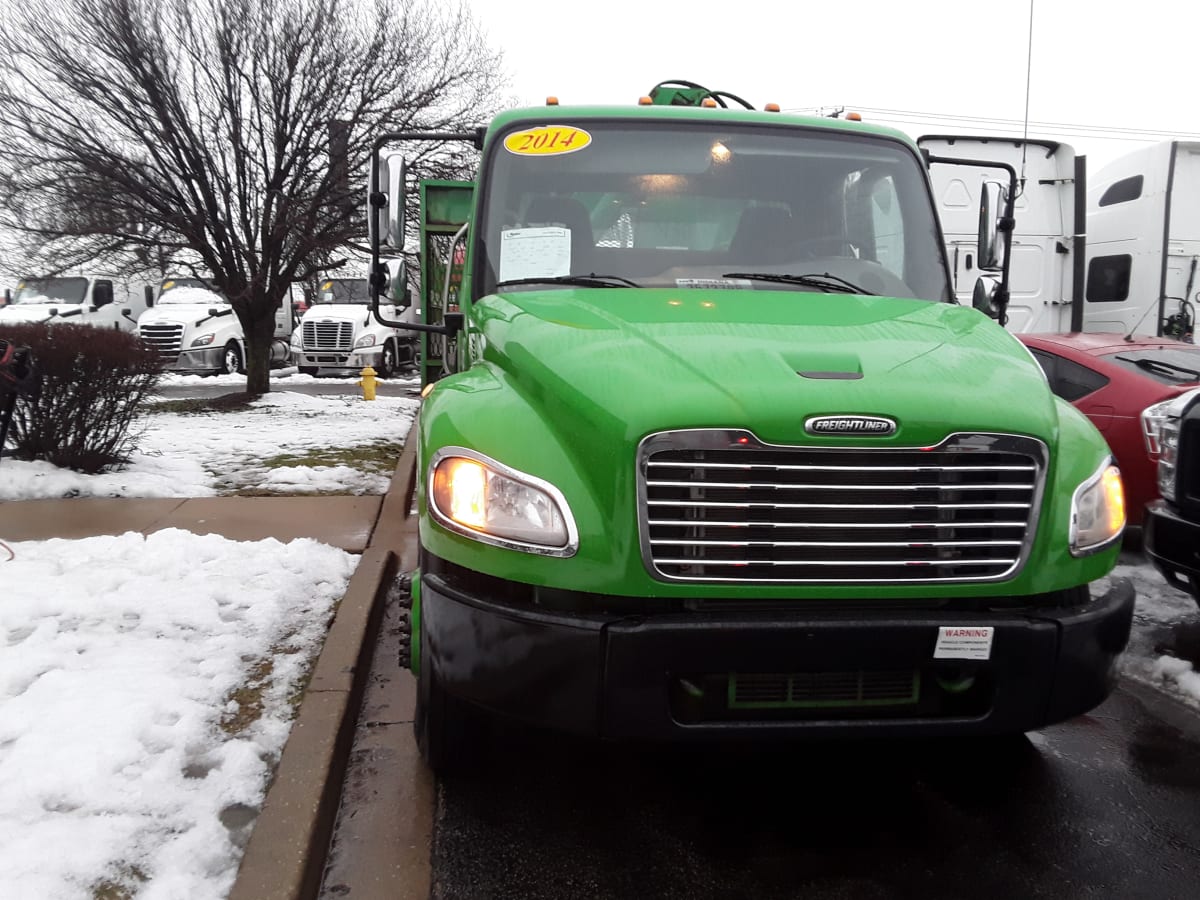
[504, 126, 592, 156]
[933, 625, 994, 660]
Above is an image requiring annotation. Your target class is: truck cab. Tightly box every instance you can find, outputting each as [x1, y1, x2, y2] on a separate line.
[0, 274, 153, 331]
[137, 277, 293, 375]
[370, 92, 1135, 772]
[292, 274, 416, 376]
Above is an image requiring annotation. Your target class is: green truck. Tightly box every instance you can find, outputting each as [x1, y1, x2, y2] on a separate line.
[367, 83, 1134, 772]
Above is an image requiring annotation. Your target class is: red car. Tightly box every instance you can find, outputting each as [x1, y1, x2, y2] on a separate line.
[1017, 333, 1200, 528]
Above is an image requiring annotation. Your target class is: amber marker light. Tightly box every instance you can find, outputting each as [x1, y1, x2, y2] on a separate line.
[420, 382, 435, 399]
[546, 96, 559, 106]
[638, 96, 653, 105]
[846, 111, 862, 121]
[701, 98, 718, 108]
[765, 103, 781, 112]
[1102, 465, 1126, 533]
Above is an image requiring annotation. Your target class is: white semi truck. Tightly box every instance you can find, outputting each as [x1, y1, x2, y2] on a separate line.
[137, 277, 294, 375]
[919, 135, 1086, 333]
[1085, 140, 1199, 341]
[0, 273, 155, 331]
[292, 276, 416, 377]
[922, 135, 1197, 343]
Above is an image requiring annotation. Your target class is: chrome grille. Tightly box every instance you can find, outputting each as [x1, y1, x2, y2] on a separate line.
[302, 320, 353, 351]
[139, 323, 183, 357]
[638, 430, 1046, 584]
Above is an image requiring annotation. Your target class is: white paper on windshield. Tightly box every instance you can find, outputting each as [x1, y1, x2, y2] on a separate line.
[675, 278, 754, 289]
[499, 227, 571, 282]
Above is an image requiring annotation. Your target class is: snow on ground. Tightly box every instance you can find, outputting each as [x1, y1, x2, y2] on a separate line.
[0, 390, 418, 500]
[0, 529, 357, 900]
[1111, 559, 1200, 707]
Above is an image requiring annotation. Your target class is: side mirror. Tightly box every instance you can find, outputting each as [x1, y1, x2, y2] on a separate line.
[977, 181, 1005, 271]
[972, 277, 999, 319]
[121, 308, 133, 320]
[388, 259, 411, 311]
[208, 307, 220, 317]
[144, 285, 155, 308]
[368, 153, 408, 251]
[92, 281, 114, 308]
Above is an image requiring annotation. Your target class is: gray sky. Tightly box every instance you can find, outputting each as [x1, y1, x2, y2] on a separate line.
[470, 0, 1200, 170]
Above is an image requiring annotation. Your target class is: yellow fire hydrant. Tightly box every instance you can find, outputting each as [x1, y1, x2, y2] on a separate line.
[357, 365, 378, 401]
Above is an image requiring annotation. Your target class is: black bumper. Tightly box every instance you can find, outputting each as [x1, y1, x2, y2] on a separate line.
[1145, 500, 1200, 600]
[419, 572, 1135, 740]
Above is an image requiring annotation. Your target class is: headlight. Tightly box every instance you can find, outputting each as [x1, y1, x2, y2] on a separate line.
[190, 333, 215, 347]
[1069, 458, 1125, 556]
[1141, 397, 1175, 457]
[354, 333, 376, 348]
[429, 448, 577, 556]
[1158, 417, 1181, 501]
[1151, 388, 1200, 501]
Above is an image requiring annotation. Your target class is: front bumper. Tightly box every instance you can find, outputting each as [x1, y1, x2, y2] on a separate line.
[164, 346, 225, 374]
[1145, 500, 1200, 599]
[294, 347, 382, 370]
[419, 566, 1135, 740]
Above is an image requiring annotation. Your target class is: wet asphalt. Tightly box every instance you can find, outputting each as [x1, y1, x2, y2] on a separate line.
[431, 678, 1200, 900]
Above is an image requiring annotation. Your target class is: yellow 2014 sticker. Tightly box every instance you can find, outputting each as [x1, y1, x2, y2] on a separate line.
[503, 126, 592, 157]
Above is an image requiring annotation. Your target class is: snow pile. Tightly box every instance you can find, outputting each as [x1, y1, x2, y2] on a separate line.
[1112, 560, 1200, 706]
[0, 529, 356, 900]
[0, 391, 418, 500]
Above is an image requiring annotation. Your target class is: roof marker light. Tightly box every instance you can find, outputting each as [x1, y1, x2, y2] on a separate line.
[546, 96, 559, 106]
[701, 98, 718, 108]
[846, 111, 862, 121]
[765, 102, 781, 112]
[638, 95, 653, 105]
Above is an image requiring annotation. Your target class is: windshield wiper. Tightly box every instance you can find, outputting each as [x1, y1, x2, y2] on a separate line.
[496, 273, 640, 289]
[1114, 355, 1200, 381]
[723, 272, 874, 295]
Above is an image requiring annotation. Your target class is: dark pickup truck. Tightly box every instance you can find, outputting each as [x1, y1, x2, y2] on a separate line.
[1146, 387, 1200, 605]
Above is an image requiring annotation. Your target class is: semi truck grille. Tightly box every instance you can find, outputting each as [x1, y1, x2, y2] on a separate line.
[638, 430, 1046, 584]
[303, 320, 353, 351]
[139, 323, 183, 357]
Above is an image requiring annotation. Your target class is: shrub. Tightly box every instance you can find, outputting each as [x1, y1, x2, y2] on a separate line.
[0, 323, 163, 473]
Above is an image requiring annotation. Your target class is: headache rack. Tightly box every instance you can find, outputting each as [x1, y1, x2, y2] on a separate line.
[638, 429, 1047, 585]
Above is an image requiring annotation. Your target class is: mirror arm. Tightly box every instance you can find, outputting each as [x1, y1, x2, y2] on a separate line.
[368, 130, 478, 333]
[927, 154, 1019, 327]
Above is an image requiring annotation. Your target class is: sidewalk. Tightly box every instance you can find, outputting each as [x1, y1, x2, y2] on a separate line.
[0, 494, 384, 552]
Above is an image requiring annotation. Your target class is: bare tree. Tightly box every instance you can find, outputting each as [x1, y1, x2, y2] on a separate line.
[0, 0, 506, 393]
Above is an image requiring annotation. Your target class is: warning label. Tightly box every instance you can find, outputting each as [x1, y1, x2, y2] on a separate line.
[933, 625, 995, 660]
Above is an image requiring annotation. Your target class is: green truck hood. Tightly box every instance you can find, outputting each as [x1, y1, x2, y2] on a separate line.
[475, 287, 1056, 448]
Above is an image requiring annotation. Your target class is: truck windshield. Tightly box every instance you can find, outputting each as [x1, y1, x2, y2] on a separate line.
[316, 279, 370, 304]
[157, 278, 224, 304]
[12, 277, 88, 304]
[477, 122, 952, 302]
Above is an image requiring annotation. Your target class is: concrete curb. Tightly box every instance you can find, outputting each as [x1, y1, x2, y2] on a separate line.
[229, 547, 397, 900]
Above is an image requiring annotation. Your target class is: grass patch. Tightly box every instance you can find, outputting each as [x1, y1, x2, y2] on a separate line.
[145, 393, 258, 415]
[93, 865, 147, 900]
[257, 441, 405, 475]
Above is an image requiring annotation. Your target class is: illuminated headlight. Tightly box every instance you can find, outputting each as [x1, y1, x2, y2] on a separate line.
[429, 448, 577, 556]
[190, 333, 215, 347]
[354, 333, 376, 348]
[1069, 458, 1125, 556]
